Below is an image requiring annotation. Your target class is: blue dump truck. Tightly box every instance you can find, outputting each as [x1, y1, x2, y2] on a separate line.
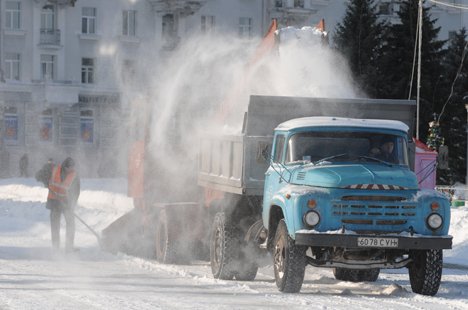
[200, 96, 452, 296]
[103, 95, 452, 296]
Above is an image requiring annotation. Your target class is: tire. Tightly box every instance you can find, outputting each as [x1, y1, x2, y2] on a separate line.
[155, 208, 181, 264]
[408, 249, 443, 296]
[333, 268, 380, 282]
[273, 220, 307, 293]
[210, 212, 239, 280]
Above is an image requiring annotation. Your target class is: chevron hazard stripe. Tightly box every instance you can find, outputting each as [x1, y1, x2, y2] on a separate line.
[344, 184, 408, 190]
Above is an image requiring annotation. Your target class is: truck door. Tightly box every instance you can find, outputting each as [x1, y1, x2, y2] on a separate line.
[263, 134, 286, 220]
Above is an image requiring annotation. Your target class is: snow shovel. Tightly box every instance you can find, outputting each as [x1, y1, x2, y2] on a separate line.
[73, 211, 103, 248]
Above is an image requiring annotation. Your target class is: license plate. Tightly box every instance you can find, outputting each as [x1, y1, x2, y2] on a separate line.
[357, 237, 399, 248]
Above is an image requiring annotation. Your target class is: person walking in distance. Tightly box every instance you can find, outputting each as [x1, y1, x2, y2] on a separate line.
[47, 157, 80, 252]
[19, 153, 28, 177]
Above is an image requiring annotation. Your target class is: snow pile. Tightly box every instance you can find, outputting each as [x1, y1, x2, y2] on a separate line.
[445, 205, 468, 265]
[0, 178, 468, 309]
[0, 178, 132, 249]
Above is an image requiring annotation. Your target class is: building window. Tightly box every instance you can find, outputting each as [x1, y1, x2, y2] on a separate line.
[41, 5, 55, 30]
[4, 53, 20, 80]
[275, 0, 283, 8]
[4, 107, 18, 144]
[162, 14, 176, 38]
[378, 3, 391, 15]
[449, 31, 457, 41]
[5, 1, 21, 30]
[80, 110, 94, 144]
[122, 59, 136, 84]
[39, 109, 53, 142]
[81, 58, 94, 84]
[122, 10, 136, 36]
[294, 0, 304, 8]
[201, 15, 215, 33]
[40, 54, 55, 80]
[82, 7, 96, 34]
[239, 17, 252, 39]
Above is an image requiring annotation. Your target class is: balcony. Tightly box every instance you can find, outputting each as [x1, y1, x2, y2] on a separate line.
[270, 0, 330, 27]
[148, 0, 205, 17]
[46, 0, 77, 7]
[40, 28, 61, 46]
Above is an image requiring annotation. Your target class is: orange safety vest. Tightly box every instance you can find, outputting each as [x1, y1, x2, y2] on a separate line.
[48, 164, 77, 202]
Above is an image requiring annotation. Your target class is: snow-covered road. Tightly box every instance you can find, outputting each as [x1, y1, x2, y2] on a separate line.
[0, 178, 467, 309]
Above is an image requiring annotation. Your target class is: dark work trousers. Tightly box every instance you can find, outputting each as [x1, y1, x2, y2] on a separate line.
[48, 199, 75, 250]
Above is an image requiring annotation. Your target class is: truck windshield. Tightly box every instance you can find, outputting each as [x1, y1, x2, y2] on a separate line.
[285, 131, 409, 166]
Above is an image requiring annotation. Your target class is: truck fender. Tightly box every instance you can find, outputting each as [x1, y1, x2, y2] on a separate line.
[265, 195, 296, 251]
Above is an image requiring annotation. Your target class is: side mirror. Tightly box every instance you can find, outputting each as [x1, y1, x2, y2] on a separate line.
[256, 142, 271, 163]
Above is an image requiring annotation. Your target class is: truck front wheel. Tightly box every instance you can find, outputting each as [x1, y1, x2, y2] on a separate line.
[273, 220, 307, 293]
[408, 249, 443, 296]
[210, 212, 239, 280]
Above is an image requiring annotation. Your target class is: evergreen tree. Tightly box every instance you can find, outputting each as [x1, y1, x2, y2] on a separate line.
[380, 0, 445, 142]
[333, 0, 387, 97]
[437, 29, 468, 184]
[426, 118, 444, 151]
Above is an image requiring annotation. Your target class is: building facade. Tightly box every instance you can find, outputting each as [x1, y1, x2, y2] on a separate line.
[0, 0, 465, 177]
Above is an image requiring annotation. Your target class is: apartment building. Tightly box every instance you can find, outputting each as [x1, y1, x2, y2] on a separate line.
[0, 0, 465, 177]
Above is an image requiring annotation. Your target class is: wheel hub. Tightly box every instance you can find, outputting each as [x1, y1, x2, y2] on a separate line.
[274, 235, 285, 278]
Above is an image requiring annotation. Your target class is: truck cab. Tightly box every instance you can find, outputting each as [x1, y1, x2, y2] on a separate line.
[263, 116, 452, 295]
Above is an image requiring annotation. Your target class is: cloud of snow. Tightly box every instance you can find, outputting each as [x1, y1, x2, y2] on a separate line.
[134, 27, 359, 188]
[106, 26, 361, 259]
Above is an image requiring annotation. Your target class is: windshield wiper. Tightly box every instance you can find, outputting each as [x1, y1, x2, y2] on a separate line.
[358, 155, 393, 167]
[313, 153, 348, 166]
[287, 160, 310, 165]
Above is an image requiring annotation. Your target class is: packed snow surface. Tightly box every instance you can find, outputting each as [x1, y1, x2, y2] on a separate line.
[0, 178, 467, 309]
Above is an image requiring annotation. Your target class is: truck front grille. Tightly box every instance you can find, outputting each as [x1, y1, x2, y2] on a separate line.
[332, 196, 416, 229]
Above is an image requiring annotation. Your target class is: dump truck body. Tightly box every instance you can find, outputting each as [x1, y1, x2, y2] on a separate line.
[202, 96, 451, 296]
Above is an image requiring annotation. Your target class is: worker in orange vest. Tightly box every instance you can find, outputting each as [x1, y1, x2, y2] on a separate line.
[47, 157, 80, 252]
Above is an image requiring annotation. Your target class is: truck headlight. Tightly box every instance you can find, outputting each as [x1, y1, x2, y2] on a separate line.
[426, 213, 443, 230]
[304, 211, 320, 227]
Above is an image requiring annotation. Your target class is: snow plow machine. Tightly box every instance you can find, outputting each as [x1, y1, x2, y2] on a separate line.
[100, 19, 329, 260]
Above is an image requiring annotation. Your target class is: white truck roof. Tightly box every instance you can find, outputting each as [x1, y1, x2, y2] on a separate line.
[276, 117, 409, 133]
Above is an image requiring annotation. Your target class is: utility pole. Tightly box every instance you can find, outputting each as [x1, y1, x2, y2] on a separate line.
[466, 104, 468, 185]
[416, 0, 423, 140]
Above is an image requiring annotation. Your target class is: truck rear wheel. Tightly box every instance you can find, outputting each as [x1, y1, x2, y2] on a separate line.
[333, 268, 380, 282]
[273, 220, 306, 293]
[408, 249, 443, 296]
[155, 208, 185, 264]
[210, 212, 239, 280]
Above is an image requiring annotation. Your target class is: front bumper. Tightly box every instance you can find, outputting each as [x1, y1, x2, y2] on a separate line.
[295, 232, 452, 250]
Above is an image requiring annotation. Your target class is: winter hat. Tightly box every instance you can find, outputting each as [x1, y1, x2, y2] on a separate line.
[381, 136, 394, 145]
[62, 157, 75, 168]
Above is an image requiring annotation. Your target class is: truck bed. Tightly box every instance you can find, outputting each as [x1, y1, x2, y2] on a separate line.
[198, 95, 416, 195]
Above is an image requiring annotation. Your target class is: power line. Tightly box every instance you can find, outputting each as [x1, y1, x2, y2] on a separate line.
[438, 39, 468, 123]
[428, 0, 468, 10]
